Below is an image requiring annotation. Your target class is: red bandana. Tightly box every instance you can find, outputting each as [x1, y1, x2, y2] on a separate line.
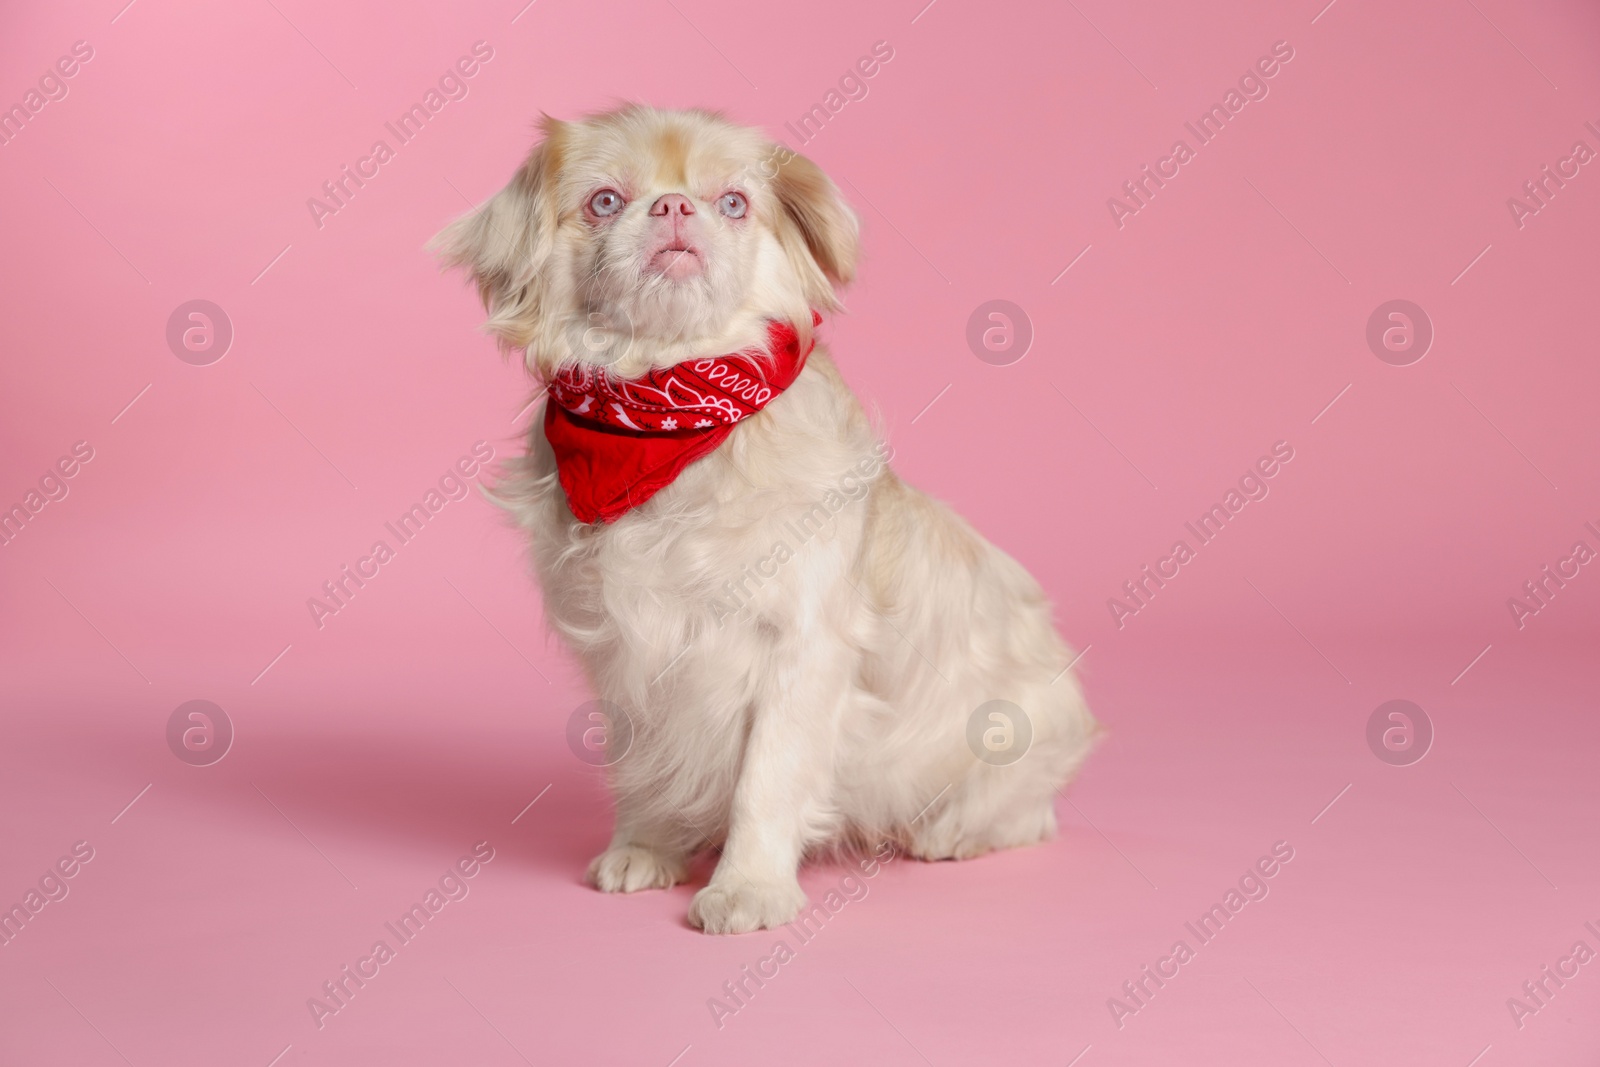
[543, 316, 818, 524]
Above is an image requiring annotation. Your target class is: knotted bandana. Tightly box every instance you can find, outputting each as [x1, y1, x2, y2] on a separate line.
[543, 315, 818, 524]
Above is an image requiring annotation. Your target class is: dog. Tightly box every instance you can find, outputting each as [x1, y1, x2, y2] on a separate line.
[433, 105, 1098, 934]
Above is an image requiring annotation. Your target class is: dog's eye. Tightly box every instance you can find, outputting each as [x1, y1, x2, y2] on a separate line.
[588, 189, 625, 217]
[716, 191, 748, 219]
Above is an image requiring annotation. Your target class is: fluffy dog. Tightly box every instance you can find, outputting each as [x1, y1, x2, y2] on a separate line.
[434, 105, 1097, 934]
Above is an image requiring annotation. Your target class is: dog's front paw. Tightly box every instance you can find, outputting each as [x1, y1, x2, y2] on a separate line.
[586, 845, 688, 893]
[687, 879, 806, 934]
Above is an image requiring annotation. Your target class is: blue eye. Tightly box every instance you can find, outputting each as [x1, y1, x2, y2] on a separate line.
[588, 189, 625, 217]
[717, 191, 748, 218]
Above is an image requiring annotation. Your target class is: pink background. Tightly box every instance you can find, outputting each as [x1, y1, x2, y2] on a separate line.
[2, 0, 1598, 1064]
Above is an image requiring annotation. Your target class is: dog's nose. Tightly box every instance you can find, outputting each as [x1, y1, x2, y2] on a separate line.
[649, 194, 695, 217]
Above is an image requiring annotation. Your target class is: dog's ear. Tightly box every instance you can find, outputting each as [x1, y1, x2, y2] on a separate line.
[771, 149, 859, 307]
[431, 117, 567, 349]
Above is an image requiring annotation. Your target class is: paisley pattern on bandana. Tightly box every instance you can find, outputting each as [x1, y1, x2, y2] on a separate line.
[542, 315, 818, 524]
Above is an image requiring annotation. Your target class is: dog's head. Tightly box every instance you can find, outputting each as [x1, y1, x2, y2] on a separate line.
[433, 105, 857, 377]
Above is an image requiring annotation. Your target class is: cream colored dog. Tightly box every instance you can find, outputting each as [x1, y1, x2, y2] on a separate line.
[435, 105, 1097, 934]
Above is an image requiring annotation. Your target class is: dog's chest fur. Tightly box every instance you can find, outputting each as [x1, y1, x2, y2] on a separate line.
[503, 350, 879, 715]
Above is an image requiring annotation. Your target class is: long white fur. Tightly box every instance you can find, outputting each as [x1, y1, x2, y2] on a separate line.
[434, 106, 1098, 934]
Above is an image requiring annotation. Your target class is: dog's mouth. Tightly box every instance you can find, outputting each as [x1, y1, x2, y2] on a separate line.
[646, 244, 703, 280]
